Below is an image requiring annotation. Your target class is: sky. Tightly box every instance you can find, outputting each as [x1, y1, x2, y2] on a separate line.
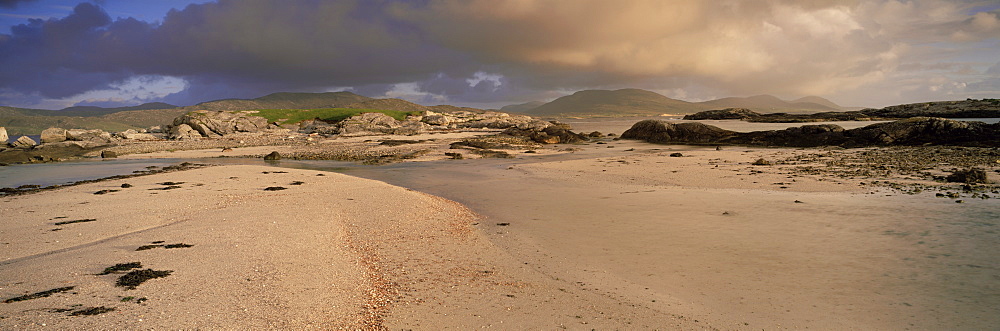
[1, 0, 999, 110]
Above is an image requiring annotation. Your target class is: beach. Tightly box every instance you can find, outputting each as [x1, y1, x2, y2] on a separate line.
[2, 123, 999, 329]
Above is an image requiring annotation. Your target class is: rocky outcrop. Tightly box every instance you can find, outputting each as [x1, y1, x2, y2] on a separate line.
[172, 110, 269, 138]
[684, 108, 880, 122]
[622, 117, 1000, 147]
[502, 124, 588, 144]
[41, 128, 68, 143]
[861, 99, 1000, 118]
[620, 120, 737, 144]
[9, 135, 37, 148]
[0, 127, 7, 144]
[337, 112, 414, 136]
[683, 108, 759, 120]
[66, 129, 114, 144]
[168, 124, 202, 140]
[114, 129, 159, 141]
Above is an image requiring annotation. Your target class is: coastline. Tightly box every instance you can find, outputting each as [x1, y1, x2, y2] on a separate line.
[2, 122, 999, 328]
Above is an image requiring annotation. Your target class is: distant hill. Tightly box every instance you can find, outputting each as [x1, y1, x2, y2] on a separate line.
[697, 95, 841, 113]
[16, 102, 178, 117]
[188, 92, 373, 111]
[0, 106, 141, 136]
[500, 101, 546, 113]
[526, 89, 708, 117]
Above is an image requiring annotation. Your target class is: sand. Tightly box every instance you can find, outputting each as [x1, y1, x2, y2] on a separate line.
[3, 128, 998, 329]
[0, 165, 702, 329]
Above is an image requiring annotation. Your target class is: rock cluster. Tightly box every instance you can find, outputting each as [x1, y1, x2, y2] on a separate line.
[171, 110, 270, 138]
[683, 108, 879, 122]
[295, 110, 563, 139]
[622, 117, 1000, 148]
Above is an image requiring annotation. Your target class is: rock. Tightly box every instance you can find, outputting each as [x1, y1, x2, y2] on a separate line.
[502, 125, 588, 144]
[622, 117, 1000, 148]
[947, 168, 989, 184]
[115, 129, 158, 141]
[337, 112, 402, 136]
[173, 110, 269, 137]
[167, 124, 202, 140]
[683, 108, 760, 120]
[588, 131, 604, 138]
[101, 150, 118, 158]
[621, 120, 737, 144]
[9, 135, 37, 148]
[669, 153, 683, 157]
[0, 127, 7, 144]
[263, 151, 281, 160]
[66, 129, 113, 143]
[445, 152, 464, 159]
[421, 111, 455, 126]
[752, 158, 772, 166]
[40, 127, 67, 143]
[146, 126, 165, 133]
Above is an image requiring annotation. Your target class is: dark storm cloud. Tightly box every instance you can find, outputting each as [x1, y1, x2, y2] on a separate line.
[0, 0, 38, 9]
[0, 0, 997, 108]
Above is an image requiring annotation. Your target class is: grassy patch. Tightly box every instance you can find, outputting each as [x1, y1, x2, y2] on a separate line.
[237, 108, 421, 125]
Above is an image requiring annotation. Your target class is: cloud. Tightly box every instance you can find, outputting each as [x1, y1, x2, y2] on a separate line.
[0, 0, 998, 109]
[0, 0, 38, 9]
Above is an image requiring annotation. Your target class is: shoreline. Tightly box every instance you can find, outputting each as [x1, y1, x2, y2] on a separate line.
[2, 122, 999, 328]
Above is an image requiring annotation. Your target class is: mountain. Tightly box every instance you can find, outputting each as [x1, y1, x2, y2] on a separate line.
[698, 95, 840, 113]
[526, 89, 708, 117]
[188, 92, 373, 111]
[0, 106, 141, 136]
[500, 101, 546, 113]
[790, 96, 843, 110]
[16, 102, 178, 117]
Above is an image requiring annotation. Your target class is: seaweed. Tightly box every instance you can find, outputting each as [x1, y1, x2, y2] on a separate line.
[148, 185, 182, 191]
[69, 306, 115, 316]
[54, 218, 96, 226]
[163, 243, 193, 249]
[98, 262, 142, 275]
[263, 186, 287, 191]
[135, 245, 163, 251]
[3, 286, 75, 303]
[116, 269, 173, 289]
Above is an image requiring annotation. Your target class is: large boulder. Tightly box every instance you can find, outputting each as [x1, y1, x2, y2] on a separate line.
[41, 128, 68, 143]
[9, 135, 37, 148]
[336, 112, 403, 136]
[173, 110, 269, 137]
[66, 129, 113, 144]
[621, 120, 738, 144]
[0, 127, 7, 144]
[168, 124, 202, 140]
[421, 111, 455, 126]
[502, 122, 588, 144]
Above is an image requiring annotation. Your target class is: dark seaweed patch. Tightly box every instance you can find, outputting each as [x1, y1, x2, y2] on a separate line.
[3, 286, 75, 303]
[53, 218, 96, 226]
[135, 245, 163, 251]
[151, 241, 165, 244]
[163, 243, 193, 249]
[116, 269, 172, 289]
[69, 306, 115, 316]
[263, 186, 287, 191]
[98, 262, 142, 275]
[290, 181, 305, 185]
[157, 182, 184, 185]
[93, 189, 119, 195]
[148, 185, 182, 191]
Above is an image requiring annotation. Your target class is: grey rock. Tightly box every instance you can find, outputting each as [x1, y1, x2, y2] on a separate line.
[40, 127, 68, 143]
[263, 151, 281, 160]
[66, 129, 113, 143]
[9, 135, 37, 148]
[173, 110, 269, 137]
[168, 124, 202, 140]
[115, 129, 158, 141]
[0, 127, 7, 144]
[101, 150, 118, 158]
